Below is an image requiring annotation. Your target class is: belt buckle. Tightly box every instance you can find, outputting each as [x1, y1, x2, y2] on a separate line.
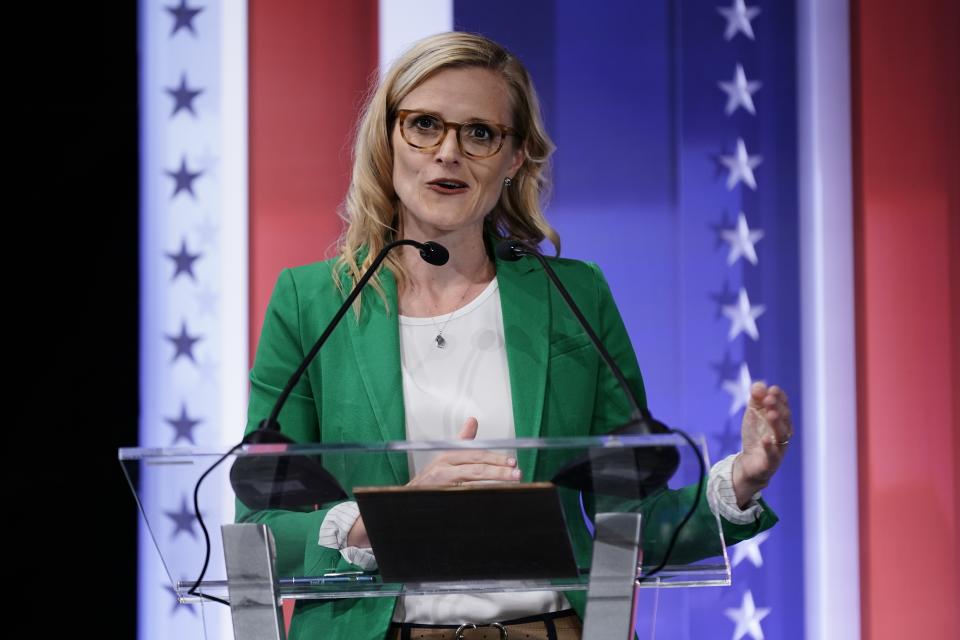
[454, 622, 507, 640]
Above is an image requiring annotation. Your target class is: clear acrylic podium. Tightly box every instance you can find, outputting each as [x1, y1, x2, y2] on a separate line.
[119, 433, 731, 639]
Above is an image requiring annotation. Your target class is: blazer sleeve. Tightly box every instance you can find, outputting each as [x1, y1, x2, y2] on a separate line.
[234, 268, 366, 577]
[584, 262, 778, 565]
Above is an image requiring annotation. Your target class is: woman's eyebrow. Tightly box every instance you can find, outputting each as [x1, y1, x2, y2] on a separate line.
[401, 108, 497, 123]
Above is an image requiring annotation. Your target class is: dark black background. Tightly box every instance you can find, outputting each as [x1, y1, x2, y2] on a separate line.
[25, 3, 138, 634]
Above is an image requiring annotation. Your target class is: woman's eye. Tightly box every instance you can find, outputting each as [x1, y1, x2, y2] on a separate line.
[466, 124, 493, 140]
[413, 115, 439, 130]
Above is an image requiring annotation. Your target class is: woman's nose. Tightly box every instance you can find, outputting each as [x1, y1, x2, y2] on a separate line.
[434, 126, 462, 163]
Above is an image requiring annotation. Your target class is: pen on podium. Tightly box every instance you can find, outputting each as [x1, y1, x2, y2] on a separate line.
[284, 574, 375, 585]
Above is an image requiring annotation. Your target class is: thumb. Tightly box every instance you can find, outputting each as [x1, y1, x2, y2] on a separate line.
[457, 417, 479, 440]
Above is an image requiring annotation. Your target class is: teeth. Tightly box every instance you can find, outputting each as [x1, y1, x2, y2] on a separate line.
[435, 181, 465, 188]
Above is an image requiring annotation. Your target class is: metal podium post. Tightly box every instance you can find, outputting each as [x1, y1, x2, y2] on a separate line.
[221, 524, 287, 640]
[582, 513, 643, 640]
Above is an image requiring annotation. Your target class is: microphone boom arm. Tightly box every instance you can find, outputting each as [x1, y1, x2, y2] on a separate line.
[256, 239, 447, 437]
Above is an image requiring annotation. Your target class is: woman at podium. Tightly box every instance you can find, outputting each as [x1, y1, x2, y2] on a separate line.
[238, 31, 793, 640]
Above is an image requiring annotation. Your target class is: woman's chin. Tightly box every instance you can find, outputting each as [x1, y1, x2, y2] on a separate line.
[404, 211, 485, 236]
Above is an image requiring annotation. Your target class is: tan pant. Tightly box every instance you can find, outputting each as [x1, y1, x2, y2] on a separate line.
[387, 611, 582, 640]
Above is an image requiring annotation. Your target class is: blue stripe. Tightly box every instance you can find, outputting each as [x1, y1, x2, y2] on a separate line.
[456, 1, 804, 637]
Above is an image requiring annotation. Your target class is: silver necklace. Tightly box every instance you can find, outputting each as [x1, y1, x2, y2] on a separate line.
[430, 280, 475, 348]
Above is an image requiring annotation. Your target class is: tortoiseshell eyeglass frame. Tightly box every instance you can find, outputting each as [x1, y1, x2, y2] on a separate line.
[395, 109, 521, 159]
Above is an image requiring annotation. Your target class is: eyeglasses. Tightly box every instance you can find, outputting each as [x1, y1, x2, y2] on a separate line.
[396, 109, 520, 159]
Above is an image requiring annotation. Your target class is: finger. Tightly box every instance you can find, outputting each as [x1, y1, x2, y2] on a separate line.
[763, 432, 787, 455]
[410, 458, 522, 487]
[440, 450, 517, 467]
[777, 404, 792, 428]
[769, 385, 788, 404]
[770, 386, 791, 418]
[773, 392, 789, 411]
[763, 406, 792, 437]
[749, 381, 769, 407]
[457, 417, 479, 440]
[773, 396, 792, 426]
[760, 389, 792, 431]
[766, 414, 791, 443]
[456, 463, 523, 482]
[768, 421, 791, 447]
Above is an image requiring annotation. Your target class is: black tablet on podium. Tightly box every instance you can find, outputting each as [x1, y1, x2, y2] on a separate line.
[354, 482, 580, 583]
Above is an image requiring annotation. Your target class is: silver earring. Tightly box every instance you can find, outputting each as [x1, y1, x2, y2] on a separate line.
[503, 177, 513, 187]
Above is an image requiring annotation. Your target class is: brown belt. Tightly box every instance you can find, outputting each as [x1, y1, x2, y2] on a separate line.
[388, 610, 582, 640]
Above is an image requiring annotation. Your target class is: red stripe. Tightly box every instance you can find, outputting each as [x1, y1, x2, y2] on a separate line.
[248, 5, 377, 626]
[248, 0, 379, 361]
[852, 0, 960, 637]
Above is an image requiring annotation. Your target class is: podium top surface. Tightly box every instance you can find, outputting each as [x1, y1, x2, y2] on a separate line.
[118, 433, 690, 460]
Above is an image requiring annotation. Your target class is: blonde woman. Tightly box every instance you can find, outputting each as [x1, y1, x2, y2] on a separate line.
[239, 31, 792, 640]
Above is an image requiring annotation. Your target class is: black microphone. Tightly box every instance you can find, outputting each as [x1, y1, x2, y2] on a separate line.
[231, 239, 448, 511]
[495, 239, 680, 495]
[419, 240, 449, 266]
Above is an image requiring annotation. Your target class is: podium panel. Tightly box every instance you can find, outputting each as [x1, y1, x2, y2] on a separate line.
[120, 434, 731, 638]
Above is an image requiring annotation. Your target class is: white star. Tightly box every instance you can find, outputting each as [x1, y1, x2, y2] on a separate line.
[725, 590, 771, 640]
[721, 212, 764, 265]
[717, 0, 762, 41]
[720, 139, 763, 190]
[723, 288, 766, 341]
[719, 64, 762, 115]
[723, 363, 753, 416]
[731, 530, 770, 567]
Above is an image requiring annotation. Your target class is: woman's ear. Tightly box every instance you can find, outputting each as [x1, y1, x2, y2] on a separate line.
[507, 145, 525, 180]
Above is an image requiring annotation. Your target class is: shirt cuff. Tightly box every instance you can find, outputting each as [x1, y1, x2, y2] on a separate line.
[707, 453, 764, 525]
[317, 501, 378, 571]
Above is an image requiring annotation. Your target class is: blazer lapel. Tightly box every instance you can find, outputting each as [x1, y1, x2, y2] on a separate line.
[497, 254, 550, 478]
[343, 268, 408, 484]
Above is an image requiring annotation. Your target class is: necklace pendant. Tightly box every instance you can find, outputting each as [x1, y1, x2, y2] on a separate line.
[435, 334, 446, 349]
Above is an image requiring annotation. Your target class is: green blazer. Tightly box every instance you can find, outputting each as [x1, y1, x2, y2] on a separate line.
[237, 251, 777, 640]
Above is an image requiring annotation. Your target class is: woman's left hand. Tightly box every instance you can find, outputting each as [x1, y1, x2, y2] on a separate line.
[732, 382, 793, 507]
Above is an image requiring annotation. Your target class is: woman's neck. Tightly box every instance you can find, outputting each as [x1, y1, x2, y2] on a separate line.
[397, 226, 495, 315]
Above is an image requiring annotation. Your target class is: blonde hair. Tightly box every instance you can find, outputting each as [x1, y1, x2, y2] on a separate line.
[335, 31, 559, 303]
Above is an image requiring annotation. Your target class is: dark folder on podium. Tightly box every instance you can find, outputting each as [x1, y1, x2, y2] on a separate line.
[354, 482, 579, 583]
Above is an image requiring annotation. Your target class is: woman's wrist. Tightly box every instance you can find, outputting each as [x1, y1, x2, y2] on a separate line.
[731, 453, 769, 509]
[346, 516, 370, 548]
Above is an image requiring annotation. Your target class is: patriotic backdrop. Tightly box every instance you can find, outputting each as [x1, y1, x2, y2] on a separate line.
[137, 1, 959, 639]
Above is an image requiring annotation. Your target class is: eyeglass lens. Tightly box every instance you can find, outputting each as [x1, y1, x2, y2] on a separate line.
[401, 112, 502, 158]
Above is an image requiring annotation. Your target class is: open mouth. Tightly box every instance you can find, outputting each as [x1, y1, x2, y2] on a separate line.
[427, 179, 469, 192]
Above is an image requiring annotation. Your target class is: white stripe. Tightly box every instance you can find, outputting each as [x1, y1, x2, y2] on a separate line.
[213, 3, 247, 639]
[707, 454, 764, 525]
[797, 1, 861, 638]
[378, 0, 453, 78]
[318, 534, 339, 547]
[217, 0, 249, 448]
[138, 1, 248, 638]
[319, 502, 362, 549]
